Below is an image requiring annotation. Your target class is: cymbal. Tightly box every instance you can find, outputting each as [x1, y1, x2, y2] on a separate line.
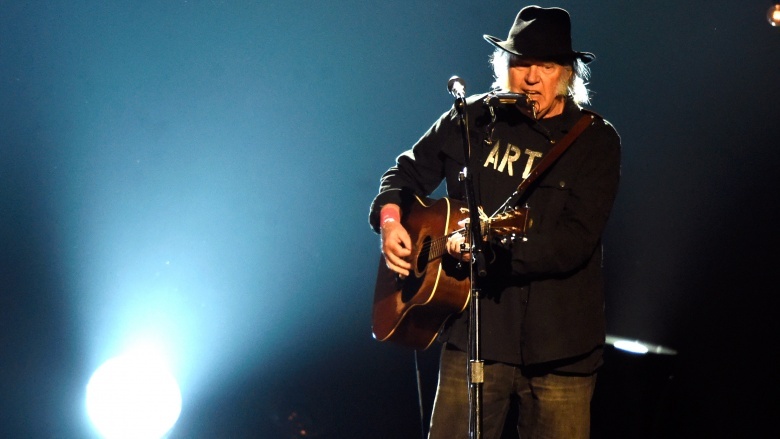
[605, 335, 678, 355]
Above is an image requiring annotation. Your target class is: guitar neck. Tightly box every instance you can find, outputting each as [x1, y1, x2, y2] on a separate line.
[427, 233, 455, 263]
[426, 228, 470, 264]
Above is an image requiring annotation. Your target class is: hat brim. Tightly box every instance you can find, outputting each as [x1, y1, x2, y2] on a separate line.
[483, 34, 595, 64]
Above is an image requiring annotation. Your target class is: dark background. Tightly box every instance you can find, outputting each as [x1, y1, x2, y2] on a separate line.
[2, 1, 778, 438]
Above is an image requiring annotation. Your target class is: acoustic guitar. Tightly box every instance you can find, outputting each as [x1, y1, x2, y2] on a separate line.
[372, 195, 529, 350]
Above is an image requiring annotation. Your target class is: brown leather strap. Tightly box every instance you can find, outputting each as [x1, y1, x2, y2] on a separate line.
[513, 112, 595, 196]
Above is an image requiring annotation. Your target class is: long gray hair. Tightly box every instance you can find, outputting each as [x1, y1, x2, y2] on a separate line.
[489, 48, 591, 105]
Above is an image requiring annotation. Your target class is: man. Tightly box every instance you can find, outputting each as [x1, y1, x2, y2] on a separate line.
[369, 6, 620, 438]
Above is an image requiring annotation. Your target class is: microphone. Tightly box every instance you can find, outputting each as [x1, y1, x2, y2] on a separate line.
[447, 76, 466, 99]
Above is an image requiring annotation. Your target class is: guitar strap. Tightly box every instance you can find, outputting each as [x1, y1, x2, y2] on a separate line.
[499, 110, 597, 212]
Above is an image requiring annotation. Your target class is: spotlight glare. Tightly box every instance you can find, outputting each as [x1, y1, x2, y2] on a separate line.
[612, 340, 650, 354]
[606, 335, 678, 355]
[86, 349, 182, 439]
[768, 4, 780, 27]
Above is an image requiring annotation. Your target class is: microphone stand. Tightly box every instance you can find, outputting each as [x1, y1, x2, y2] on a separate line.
[449, 77, 486, 439]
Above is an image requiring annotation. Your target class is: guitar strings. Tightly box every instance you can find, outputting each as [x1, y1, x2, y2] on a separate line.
[417, 228, 468, 263]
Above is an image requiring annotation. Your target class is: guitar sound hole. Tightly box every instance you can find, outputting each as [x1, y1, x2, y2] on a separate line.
[416, 236, 431, 273]
[400, 236, 431, 303]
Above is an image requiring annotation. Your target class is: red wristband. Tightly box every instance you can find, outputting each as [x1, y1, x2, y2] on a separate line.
[380, 206, 401, 227]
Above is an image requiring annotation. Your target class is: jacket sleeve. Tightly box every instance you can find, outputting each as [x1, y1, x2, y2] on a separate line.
[368, 107, 462, 233]
[510, 117, 621, 276]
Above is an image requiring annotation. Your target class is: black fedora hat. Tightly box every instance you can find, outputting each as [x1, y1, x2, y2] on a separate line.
[484, 5, 595, 64]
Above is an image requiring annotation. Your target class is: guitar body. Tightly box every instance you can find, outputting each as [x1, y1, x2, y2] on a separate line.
[372, 197, 471, 350]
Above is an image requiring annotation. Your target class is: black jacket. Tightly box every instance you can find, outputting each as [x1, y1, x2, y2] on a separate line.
[369, 94, 621, 371]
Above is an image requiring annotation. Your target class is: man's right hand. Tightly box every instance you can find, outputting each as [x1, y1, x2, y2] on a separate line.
[380, 219, 413, 278]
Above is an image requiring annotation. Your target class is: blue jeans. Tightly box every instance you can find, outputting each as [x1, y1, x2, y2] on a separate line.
[428, 345, 596, 439]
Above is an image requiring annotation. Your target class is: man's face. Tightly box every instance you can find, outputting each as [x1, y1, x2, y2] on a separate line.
[507, 58, 571, 119]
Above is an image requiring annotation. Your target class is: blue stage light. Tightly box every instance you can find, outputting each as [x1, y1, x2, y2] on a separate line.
[86, 346, 182, 439]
